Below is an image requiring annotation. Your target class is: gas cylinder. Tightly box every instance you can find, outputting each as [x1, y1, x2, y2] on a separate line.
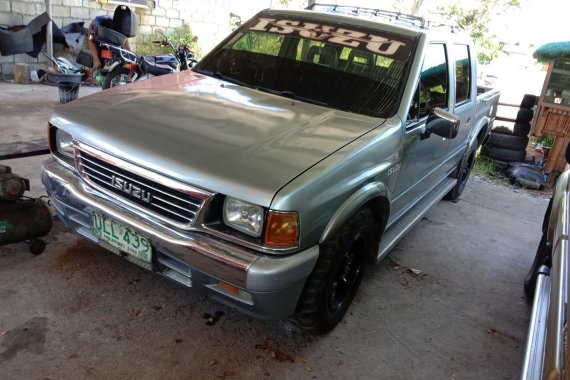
[0, 198, 52, 253]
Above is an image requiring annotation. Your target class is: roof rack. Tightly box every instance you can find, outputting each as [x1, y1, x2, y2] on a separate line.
[306, 3, 450, 30]
[424, 21, 458, 33]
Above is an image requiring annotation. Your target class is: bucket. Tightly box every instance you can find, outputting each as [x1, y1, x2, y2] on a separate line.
[58, 81, 80, 104]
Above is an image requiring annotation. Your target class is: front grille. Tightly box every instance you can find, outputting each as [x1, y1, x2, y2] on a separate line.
[75, 146, 209, 227]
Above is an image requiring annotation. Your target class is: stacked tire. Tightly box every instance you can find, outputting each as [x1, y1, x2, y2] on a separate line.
[483, 94, 538, 163]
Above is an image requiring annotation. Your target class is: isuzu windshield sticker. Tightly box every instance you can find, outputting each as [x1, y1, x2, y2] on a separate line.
[249, 18, 408, 57]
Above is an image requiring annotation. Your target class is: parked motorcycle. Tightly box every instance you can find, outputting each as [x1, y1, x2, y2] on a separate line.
[98, 32, 197, 89]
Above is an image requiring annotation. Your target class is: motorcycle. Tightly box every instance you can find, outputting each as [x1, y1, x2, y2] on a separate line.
[98, 32, 197, 89]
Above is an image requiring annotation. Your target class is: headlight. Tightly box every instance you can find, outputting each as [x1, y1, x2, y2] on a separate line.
[223, 197, 264, 237]
[55, 129, 74, 158]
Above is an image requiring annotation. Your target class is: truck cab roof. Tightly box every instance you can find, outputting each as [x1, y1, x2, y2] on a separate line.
[273, 5, 473, 46]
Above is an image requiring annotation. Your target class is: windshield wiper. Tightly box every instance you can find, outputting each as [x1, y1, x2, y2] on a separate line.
[197, 69, 252, 88]
[257, 87, 329, 107]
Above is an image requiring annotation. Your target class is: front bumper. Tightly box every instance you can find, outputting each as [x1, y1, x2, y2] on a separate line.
[41, 157, 319, 320]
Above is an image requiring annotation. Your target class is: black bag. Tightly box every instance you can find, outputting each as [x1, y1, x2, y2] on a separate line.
[76, 50, 93, 68]
[113, 5, 137, 37]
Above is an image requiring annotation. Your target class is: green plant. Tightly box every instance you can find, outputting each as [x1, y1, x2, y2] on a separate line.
[436, 0, 522, 63]
[472, 151, 511, 186]
[472, 152, 498, 177]
[138, 24, 200, 57]
[531, 134, 556, 149]
[540, 135, 555, 149]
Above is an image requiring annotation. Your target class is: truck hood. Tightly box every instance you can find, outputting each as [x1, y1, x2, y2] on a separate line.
[51, 71, 384, 206]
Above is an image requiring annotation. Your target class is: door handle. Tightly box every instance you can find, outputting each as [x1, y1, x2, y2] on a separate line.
[465, 117, 471, 127]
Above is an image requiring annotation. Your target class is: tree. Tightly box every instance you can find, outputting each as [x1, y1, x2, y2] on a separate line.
[437, 0, 521, 63]
[410, 0, 425, 15]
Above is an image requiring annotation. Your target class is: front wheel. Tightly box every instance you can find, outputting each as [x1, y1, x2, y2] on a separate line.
[294, 207, 379, 334]
[102, 64, 140, 90]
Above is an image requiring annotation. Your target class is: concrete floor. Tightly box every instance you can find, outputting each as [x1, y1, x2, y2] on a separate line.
[1, 82, 99, 197]
[0, 83, 549, 379]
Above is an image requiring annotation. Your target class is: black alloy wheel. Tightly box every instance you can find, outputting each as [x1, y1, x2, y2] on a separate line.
[294, 207, 378, 334]
[328, 237, 366, 313]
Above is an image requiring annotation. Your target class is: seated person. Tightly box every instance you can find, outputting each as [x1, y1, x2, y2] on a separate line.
[86, 14, 131, 70]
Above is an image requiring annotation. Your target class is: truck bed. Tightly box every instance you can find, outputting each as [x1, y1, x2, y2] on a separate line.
[476, 85, 501, 132]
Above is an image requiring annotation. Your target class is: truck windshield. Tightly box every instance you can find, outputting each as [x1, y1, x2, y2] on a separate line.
[196, 15, 416, 118]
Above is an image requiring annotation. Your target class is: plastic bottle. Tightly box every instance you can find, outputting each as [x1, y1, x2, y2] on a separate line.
[95, 71, 104, 86]
[119, 74, 126, 86]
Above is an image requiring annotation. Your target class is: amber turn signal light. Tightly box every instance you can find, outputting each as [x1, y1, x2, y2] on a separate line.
[218, 281, 239, 295]
[264, 211, 299, 247]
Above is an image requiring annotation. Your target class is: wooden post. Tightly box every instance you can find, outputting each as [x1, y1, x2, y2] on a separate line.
[545, 135, 570, 173]
[46, 0, 53, 65]
[14, 63, 31, 84]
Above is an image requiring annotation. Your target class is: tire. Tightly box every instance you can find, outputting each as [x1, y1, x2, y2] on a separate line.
[515, 108, 534, 123]
[490, 123, 530, 137]
[491, 126, 513, 135]
[524, 197, 553, 299]
[486, 147, 526, 162]
[487, 133, 529, 150]
[445, 145, 476, 201]
[523, 234, 548, 299]
[493, 159, 509, 171]
[520, 94, 538, 109]
[102, 64, 140, 90]
[294, 208, 378, 334]
[513, 123, 531, 137]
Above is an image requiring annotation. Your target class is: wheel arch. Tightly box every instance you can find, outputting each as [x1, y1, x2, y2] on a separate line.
[319, 182, 390, 246]
[470, 119, 489, 150]
[476, 123, 489, 146]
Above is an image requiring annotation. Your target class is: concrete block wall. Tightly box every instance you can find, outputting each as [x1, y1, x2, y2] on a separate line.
[0, 0, 282, 78]
[132, 0, 240, 57]
[0, 0, 117, 77]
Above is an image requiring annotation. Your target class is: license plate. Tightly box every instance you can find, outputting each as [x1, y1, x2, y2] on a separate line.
[92, 213, 152, 264]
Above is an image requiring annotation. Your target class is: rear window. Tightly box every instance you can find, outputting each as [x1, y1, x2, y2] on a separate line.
[196, 14, 416, 118]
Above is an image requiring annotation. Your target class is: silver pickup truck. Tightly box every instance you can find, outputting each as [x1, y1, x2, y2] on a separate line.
[41, 5, 500, 333]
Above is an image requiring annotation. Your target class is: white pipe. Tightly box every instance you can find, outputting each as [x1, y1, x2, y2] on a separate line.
[46, 0, 53, 65]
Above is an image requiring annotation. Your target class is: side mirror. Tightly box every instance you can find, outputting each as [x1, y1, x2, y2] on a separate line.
[422, 107, 460, 140]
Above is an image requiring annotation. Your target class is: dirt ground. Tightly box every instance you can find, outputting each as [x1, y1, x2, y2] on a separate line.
[0, 83, 548, 379]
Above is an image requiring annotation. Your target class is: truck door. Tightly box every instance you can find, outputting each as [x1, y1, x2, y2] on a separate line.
[448, 44, 475, 157]
[391, 43, 452, 220]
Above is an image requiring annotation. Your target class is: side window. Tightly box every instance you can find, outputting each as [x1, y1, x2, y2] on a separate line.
[453, 44, 471, 104]
[409, 43, 449, 121]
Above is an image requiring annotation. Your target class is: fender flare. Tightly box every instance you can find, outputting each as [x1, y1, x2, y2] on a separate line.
[468, 117, 490, 150]
[319, 181, 389, 244]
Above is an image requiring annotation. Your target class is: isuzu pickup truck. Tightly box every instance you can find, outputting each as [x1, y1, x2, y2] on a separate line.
[41, 5, 500, 333]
